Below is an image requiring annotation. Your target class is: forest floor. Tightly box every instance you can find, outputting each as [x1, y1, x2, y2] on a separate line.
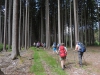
[0, 46, 100, 75]
[0, 49, 34, 75]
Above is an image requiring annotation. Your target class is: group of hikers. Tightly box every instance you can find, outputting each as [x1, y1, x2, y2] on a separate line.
[52, 41, 86, 70]
[33, 41, 46, 49]
[33, 41, 86, 70]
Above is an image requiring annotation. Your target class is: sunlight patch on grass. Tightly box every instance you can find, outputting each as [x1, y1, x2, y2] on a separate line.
[30, 47, 46, 75]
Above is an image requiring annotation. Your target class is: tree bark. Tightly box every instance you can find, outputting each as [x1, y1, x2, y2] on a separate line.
[0, 12, 2, 43]
[73, 0, 78, 43]
[45, 0, 50, 48]
[8, 0, 12, 50]
[41, 8, 43, 43]
[25, 0, 28, 50]
[22, 8, 25, 48]
[3, 0, 7, 51]
[58, 0, 61, 44]
[19, 0, 22, 50]
[70, 0, 72, 48]
[11, 0, 20, 60]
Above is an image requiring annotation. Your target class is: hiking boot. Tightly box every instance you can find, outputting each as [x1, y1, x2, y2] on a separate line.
[63, 65, 66, 68]
[80, 65, 83, 67]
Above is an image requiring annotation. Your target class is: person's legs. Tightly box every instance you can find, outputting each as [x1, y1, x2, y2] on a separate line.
[56, 50, 58, 54]
[53, 48, 58, 54]
[78, 52, 83, 66]
[61, 60, 64, 69]
[53, 48, 55, 53]
[61, 57, 66, 70]
[81, 52, 84, 66]
[63, 57, 66, 68]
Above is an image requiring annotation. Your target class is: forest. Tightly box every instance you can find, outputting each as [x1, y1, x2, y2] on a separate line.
[0, 0, 100, 75]
[0, 0, 99, 57]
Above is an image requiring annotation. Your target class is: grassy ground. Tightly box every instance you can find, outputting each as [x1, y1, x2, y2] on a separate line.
[30, 47, 68, 75]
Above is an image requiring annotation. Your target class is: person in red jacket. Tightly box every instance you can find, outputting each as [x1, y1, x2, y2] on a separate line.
[58, 43, 67, 70]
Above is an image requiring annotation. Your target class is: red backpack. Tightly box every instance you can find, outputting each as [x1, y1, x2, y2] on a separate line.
[59, 46, 67, 58]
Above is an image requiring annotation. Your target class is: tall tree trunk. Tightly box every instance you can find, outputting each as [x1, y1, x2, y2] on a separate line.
[3, 0, 7, 51]
[27, 2, 30, 48]
[8, 0, 12, 50]
[73, 0, 78, 43]
[25, 0, 28, 50]
[65, 0, 68, 46]
[70, 0, 72, 48]
[11, 0, 20, 59]
[19, 0, 21, 50]
[45, 0, 50, 48]
[80, 1, 83, 42]
[76, 0, 79, 41]
[1, 16, 3, 43]
[53, 9, 56, 43]
[30, 17, 32, 46]
[84, 0, 87, 45]
[61, 1, 64, 43]
[41, 8, 43, 43]
[0, 11, 2, 43]
[22, 8, 25, 48]
[58, 0, 61, 44]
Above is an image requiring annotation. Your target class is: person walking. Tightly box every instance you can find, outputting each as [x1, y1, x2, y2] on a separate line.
[58, 43, 67, 70]
[33, 42, 36, 47]
[75, 41, 86, 67]
[43, 43, 46, 50]
[57, 43, 60, 50]
[52, 42, 58, 54]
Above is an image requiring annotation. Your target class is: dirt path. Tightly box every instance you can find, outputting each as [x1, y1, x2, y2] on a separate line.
[47, 46, 100, 75]
[38, 52, 54, 75]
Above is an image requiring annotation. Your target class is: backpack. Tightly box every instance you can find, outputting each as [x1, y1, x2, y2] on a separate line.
[59, 46, 67, 58]
[78, 42, 86, 52]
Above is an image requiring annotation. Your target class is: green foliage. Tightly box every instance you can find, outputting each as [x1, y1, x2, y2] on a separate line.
[5, 44, 12, 51]
[94, 30, 99, 41]
[0, 43, 12, 52]
[0, 43, 3, 52]
[94, 40, 100, 46]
